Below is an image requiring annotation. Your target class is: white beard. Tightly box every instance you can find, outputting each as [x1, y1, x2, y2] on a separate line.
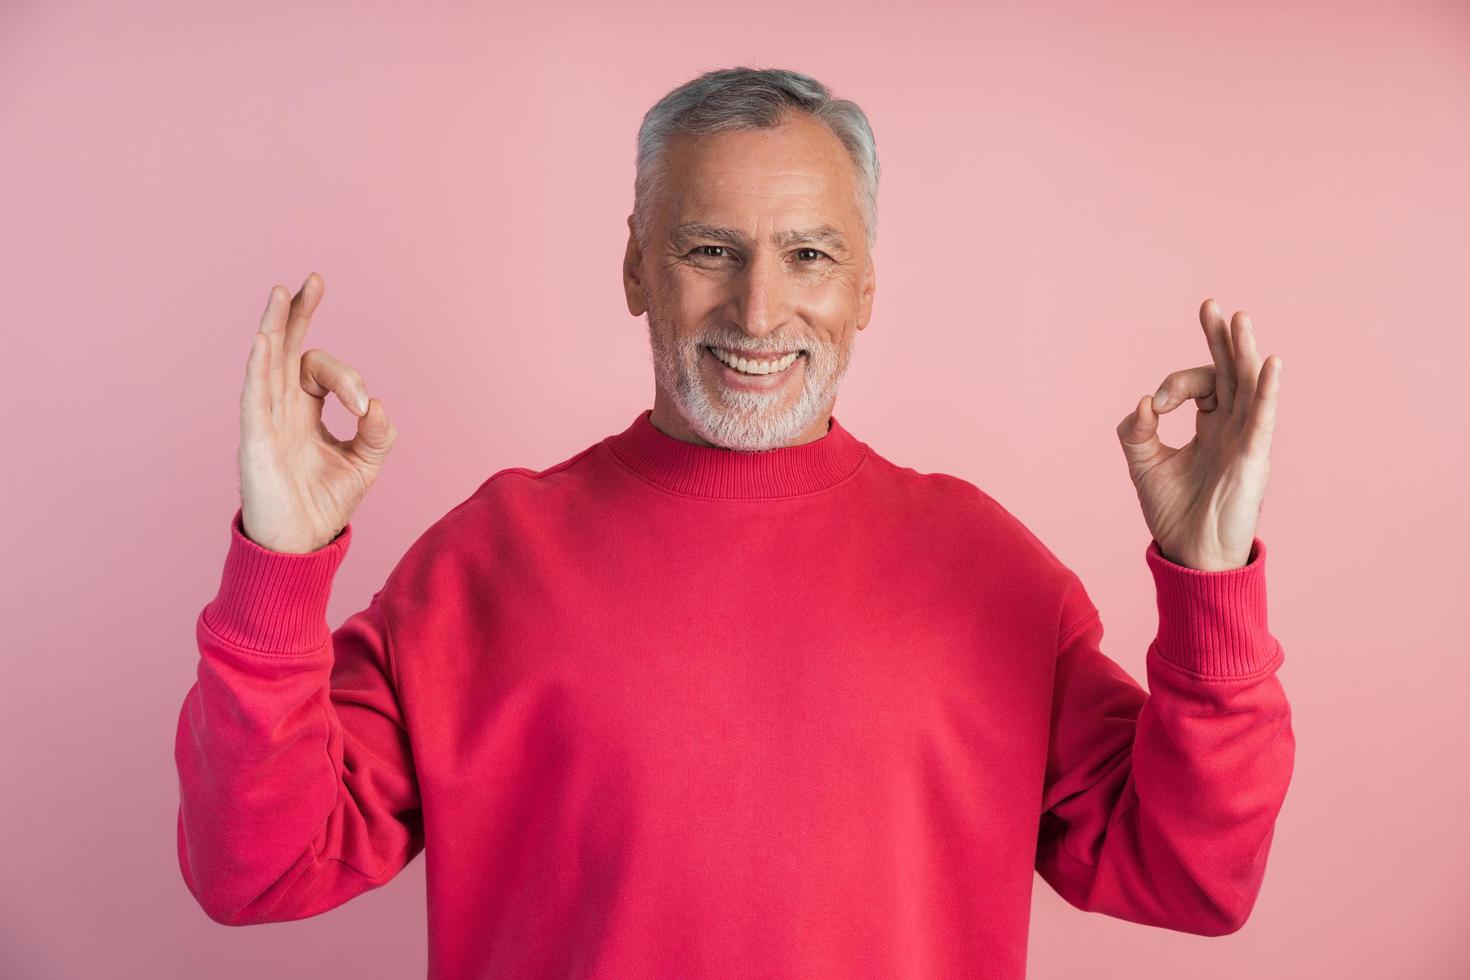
[645, 302, 855, 452]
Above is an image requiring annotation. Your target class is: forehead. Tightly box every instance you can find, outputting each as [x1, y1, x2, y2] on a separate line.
[658, 113, 862, 233]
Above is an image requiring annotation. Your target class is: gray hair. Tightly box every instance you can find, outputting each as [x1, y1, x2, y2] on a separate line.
[632, 66, 880, 253]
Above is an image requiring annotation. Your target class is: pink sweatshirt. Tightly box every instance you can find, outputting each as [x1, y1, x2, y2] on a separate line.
[176, 408, 1294, 978]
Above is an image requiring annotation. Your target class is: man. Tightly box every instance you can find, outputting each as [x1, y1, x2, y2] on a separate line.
[176, 67, 1293, 978]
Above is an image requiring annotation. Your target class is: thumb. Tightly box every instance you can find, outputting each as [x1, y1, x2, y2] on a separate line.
[350, 397, 396, 465]
[1117, 394, 1166, 467]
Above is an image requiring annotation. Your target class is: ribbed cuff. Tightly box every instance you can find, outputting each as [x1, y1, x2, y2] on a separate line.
[200, 507, 354, 654]
[1145, 536, 1280, 677]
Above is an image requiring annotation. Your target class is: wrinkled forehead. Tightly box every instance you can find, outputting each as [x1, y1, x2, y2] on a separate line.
[657, 120, 863, 234]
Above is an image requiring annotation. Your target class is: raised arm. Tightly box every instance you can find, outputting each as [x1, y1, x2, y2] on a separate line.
[175, 508, 424, 924]
[1034, 536, 1295, 936]
[175, 274, 419, 924]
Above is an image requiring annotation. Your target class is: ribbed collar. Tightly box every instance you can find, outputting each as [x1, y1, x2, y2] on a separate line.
[604, 409, 869, 498]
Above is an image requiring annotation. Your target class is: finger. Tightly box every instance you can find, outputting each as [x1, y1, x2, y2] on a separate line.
[1241, 354, 1283, 459]
[1118, 393, 1175, 468]
[349, 397, 397, 467]
[300, 347, 371, 417]
[241, 331, 273, 441]
[1151, 364, 1218, 414]
[1199, 298, 1236, 415]
[283, 273, 324, 399]
[259, 284, 290, 411]
[1231, 310, 1261, 424]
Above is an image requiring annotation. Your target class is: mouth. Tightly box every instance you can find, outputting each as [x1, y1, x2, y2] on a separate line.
[704, 345, 807, 377]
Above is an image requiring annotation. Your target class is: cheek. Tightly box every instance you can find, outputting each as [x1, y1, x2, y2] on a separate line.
[802, 281, 863, 335]
[658, 269, 723, 316]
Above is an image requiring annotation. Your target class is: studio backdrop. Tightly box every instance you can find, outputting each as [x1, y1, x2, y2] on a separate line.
[1, 1, 1465, 977]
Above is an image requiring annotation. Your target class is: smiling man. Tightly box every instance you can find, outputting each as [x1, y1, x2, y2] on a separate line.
[177, 67, 1295, 979]
[628, 105, 874, 451]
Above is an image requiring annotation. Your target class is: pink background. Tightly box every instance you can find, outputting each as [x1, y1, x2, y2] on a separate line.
[3, 0, 1467, 976]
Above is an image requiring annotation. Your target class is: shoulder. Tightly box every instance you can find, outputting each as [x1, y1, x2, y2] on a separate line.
[861, 451, 1080, 588]
[380, 439, 604, 593]
[468, 440, 605, 509]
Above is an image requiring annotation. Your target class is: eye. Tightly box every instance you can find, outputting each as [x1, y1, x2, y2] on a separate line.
[691, 245, 731, 259]
[794, 248, 830, 262]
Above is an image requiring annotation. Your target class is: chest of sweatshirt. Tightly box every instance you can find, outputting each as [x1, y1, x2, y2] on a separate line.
[376, 448, 1073, 848]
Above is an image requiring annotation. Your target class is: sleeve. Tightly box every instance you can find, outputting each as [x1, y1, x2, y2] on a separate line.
[1033, 536, 1295, 936]
[174, 507, 425, 925]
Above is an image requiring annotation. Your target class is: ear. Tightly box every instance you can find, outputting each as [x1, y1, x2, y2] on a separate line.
[855, 252, 876, 331]
[622, 213, 648, 316]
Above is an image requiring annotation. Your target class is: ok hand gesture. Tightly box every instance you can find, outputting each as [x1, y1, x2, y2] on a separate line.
[1116, 298, 1284, 571]
[238, 273, 398, 554]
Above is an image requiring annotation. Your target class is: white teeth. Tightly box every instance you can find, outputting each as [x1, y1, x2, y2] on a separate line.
[711, 347, 801, 376]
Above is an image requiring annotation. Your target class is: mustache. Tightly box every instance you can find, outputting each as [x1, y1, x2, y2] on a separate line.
[688, 336, 820, 355]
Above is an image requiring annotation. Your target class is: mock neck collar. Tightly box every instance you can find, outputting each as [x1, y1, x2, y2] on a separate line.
[603, 409, 869, 499]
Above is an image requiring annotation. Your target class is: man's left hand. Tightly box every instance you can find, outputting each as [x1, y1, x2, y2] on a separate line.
[1116, 297, 1284, 572]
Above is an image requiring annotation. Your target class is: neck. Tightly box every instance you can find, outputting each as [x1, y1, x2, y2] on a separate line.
[649, 385, 835, 449]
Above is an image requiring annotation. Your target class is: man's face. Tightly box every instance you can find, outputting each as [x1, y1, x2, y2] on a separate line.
[622, 112, 876, 451]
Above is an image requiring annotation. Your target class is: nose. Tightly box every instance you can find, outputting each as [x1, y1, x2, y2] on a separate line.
[728, 249, 788, 341]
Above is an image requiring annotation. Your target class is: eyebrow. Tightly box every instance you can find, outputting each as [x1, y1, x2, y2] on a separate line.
[668, 222, 851, 252]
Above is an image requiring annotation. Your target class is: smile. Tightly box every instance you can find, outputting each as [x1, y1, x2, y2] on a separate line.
[707, 346, 804, 376]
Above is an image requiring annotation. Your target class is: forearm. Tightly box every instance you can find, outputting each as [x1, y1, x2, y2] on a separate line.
[1036, 537, 1296, 935]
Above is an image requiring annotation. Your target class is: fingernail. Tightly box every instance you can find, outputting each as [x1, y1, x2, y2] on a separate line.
[1152, 389, 1168, 410]
[357, 392, 369, 414]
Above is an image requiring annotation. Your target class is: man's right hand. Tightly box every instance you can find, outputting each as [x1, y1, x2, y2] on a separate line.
[238, 273, 397, 554]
